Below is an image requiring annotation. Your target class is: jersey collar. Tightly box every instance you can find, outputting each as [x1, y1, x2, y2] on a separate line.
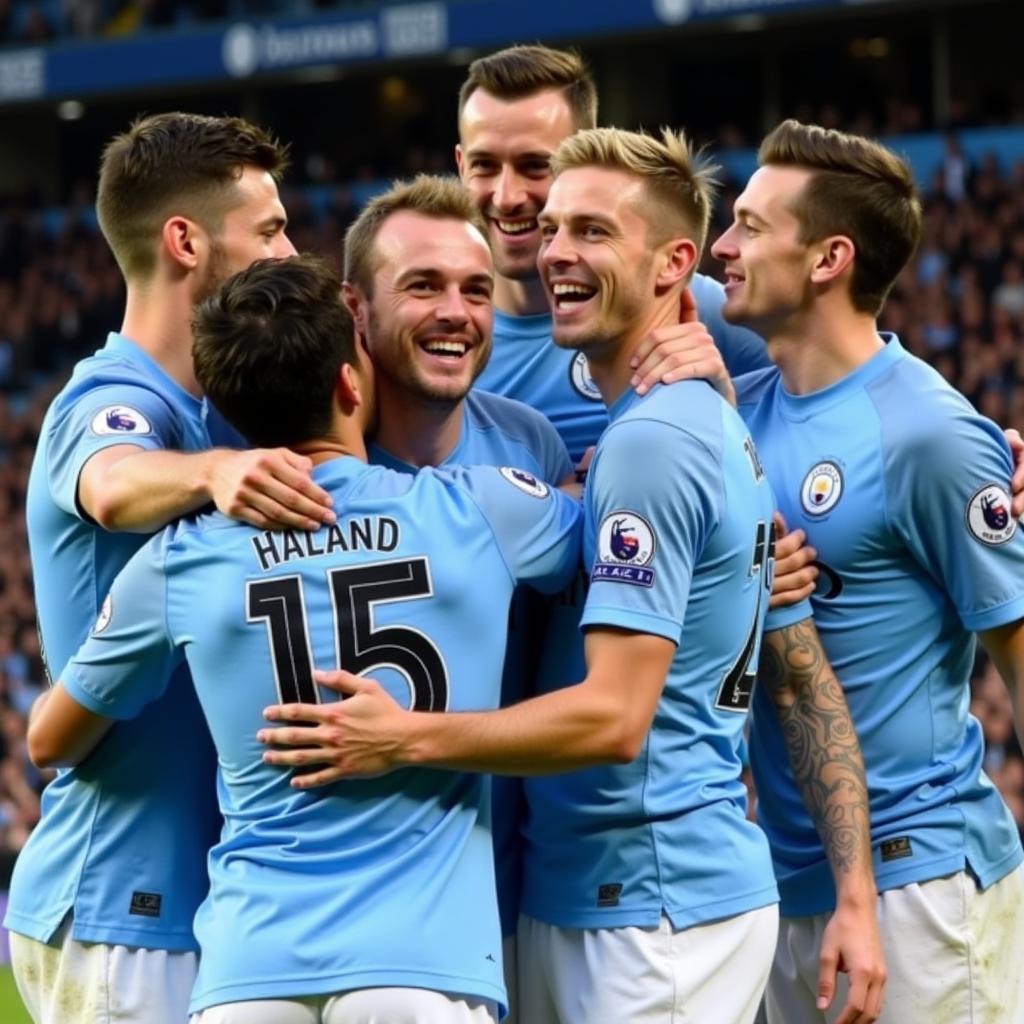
[774, 332, 905, 420]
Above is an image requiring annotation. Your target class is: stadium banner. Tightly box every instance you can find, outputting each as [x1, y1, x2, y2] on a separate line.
[0, 0, 888, 104]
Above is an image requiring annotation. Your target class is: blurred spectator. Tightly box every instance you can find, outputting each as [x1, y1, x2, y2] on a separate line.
[942, 134, 970, 203]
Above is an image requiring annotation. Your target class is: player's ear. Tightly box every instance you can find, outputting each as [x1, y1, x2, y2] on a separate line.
[342, 281, 369, 336]
[809, 234, 855, 287]
[454, 143, 466, 180]
[655, 236, 698, 290]
[161, 215, 202, 273]
[337, 361, 361, 409]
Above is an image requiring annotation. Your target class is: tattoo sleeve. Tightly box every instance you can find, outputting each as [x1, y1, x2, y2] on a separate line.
[758, 618, 872, 879]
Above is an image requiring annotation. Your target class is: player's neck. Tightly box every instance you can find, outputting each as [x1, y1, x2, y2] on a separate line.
[120, 286, 202, 397]
[372, 384, 464, 468]
[494, 272, 550, 318]
[291, 435, 367, 467]
[769, 303, 884, 396]
[586, 294, 682, 407]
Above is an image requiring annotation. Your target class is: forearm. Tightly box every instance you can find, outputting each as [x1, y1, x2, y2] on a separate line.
[759, 619, 875, 904]
[401, 681, 636, 775]
[86, 448, 226, 532]
[980, 621, 1024, 749]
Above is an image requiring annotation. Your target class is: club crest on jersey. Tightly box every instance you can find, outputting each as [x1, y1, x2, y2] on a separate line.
[90, 405, 152, 436]
[569, 352, 602, 401]
[593, 511, 656, 587]
[800, 461, 843, 516]
[499, 466, 549, 499]
[93, 593, 112, 635]
[966, 484, 1017, 545]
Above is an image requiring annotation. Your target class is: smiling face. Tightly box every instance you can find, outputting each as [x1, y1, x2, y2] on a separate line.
[537, 166, 657, 354]
[457, 87, 576, 283]
[711, 164, 819, 335]
[356, 210, 494, 405]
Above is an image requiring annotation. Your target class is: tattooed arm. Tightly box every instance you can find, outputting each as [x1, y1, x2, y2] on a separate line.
[759, 618, 886, 1024]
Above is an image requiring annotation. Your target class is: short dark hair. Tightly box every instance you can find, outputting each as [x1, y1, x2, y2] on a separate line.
[193, 255, 355, 448]
[97, 112, 289, 281]
[458, 45, 597, 131]
[758, 119, 922, 314]
[344, 174, 488, 296]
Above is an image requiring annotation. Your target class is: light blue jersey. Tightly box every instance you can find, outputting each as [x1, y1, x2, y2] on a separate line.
[7, 333, 222, 951]
[475, 273, 770, 463]
[60, 457, 581, 1014]
[739, 335, 1024, 916]
[370, 389, 573, 937]
[522, 380, 779, 929]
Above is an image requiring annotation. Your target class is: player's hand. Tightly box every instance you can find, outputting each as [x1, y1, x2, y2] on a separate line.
[770, 512, 818, 609]
[1005, 428, 1024, 518]
[258, 670, 408, 786]
[629, 287, 735, 405]
[208, 448, 335, 531]
[817, 898, 886, 1024]
[575, 445, 595, 482]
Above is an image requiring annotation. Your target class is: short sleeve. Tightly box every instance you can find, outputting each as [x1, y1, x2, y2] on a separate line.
[60, 533, 182, 719]
[449, 465, 582, 594]
[582, 418, 719, 644]
[46, 383, 186, 519]
[764, 598, 814, 634]
[886, 411, 1024, 632]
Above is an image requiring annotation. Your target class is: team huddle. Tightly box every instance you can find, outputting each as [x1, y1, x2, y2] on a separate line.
[8, 42, 1024, 1024]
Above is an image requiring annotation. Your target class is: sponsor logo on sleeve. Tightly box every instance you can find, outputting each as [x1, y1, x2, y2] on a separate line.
[90, 405, 152, 436]
[592, 511, 656, 587]
[966, 484, 1017, 545]
[93, 593, 112, 635]
[569, 352, 602, 401]
[800, 461, 843, 516]
[498, 466, 550, 499]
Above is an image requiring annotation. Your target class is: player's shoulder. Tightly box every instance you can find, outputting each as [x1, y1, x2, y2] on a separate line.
[466, 389, 552, 432]
[734, 364, 783, 409]
[49, 347, 173, 425]
[465, 389, 560, 444]
[601, 382, 725, 471]
[869, 345, 997, 457]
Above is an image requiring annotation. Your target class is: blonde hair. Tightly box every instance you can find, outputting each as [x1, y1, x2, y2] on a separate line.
[552, 126, 718, 253]
[344, 175, 489, 295]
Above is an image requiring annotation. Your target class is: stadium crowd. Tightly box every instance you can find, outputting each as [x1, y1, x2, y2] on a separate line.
[0, 128, 1022, 861]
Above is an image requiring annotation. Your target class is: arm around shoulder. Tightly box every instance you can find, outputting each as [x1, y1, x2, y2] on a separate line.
[260, 628, 675, 784]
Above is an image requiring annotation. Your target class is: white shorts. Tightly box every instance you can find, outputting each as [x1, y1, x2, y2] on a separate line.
[191, 989, 499, 1024]
[764, 866, 1024, 1024]
[9, 921, 197, 1024]
[517, 904, 778, 1024]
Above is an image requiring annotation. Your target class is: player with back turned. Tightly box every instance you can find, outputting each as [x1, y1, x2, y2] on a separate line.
[26, 254, 584, 1024]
